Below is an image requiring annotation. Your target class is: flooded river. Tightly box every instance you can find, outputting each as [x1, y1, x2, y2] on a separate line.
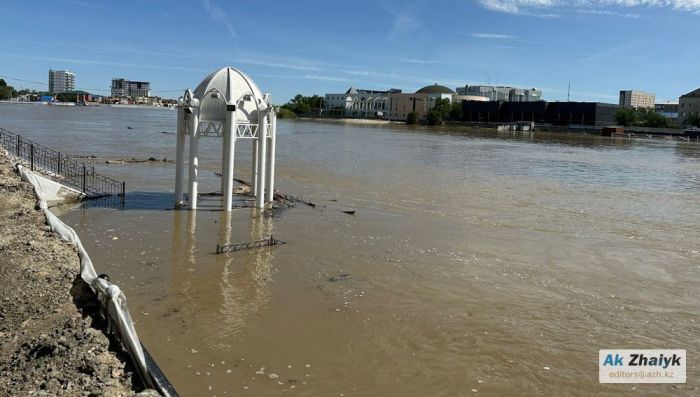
[1, 103, 698, 396]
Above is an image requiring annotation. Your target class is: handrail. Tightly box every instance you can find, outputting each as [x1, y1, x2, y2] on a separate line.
[0, 127, 125, 202]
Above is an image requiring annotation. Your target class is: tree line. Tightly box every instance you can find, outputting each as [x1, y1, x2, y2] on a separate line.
[614, 107, 700, 128]
[0, 79, 19, 100]
[278, 94, 325, 118]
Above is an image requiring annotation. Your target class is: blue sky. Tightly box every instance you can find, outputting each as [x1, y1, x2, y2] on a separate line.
[1, 0, 698, 103]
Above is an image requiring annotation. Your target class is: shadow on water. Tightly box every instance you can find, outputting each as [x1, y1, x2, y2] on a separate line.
[80, 191, 255, 211]
[81, 191, 175, 211]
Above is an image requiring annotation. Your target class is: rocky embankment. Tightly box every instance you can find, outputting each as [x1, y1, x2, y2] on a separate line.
[0, 153, 154, 396]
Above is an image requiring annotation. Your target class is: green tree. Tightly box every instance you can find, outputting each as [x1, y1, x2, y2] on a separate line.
[448, 101, 462, 120]
[0, 86, 14, 100]
[427, 110, 442, 125]
[277, 108, 297, 119]
[685, 115, 700, 128]
[640, 109, 670, 128]
[614, 109, 638, 126]
[283, 94, 325, 116]
[406, 111, 419, 125]
[426, 98, 451, 125]
[0, 79, 7, 87]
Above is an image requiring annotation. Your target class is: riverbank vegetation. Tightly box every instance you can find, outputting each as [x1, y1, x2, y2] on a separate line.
[0, 79, 18, 100]
[614, 108, 674, 128]
[280, 94, 325, 118]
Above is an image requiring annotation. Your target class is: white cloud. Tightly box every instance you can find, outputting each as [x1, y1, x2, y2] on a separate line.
[471, 33, 518, 39]
[575, 9, 641, 18]
[388, 10, 420, 40]
[201, 0, 236, 38]
[240, 59, 324, 72]
[302, 75, 353, 82]
[479, 0, 700, 15]
[400, 58, 442, 64]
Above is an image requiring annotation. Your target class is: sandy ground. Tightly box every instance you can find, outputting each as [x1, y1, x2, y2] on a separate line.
[0, 153, 155, 396]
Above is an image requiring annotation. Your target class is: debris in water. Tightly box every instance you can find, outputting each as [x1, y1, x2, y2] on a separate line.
[305, 364, 311, 368]
[329, 273, 351, 282]
[341, 210, 356, 215]
[269, 373, 279, 379]
[543, 366, 550, 370]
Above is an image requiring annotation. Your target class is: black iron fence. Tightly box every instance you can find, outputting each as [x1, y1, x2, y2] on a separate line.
[0, 127, 125, 201]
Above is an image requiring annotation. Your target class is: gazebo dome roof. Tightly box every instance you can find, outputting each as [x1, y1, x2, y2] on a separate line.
[193, 67, 267, 123]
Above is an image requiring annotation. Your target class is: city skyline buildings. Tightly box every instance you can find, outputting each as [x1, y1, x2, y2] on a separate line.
[1, 1, 698, 104]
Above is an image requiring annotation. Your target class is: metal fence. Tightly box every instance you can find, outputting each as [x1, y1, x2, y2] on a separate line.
[0, 127, 125, 201]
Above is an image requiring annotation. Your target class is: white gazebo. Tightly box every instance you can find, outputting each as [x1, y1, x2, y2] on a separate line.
[174, 67, 277, 210]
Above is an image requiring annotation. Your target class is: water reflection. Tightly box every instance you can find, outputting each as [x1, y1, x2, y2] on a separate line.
[168, 207, 275, 348]
[217, 209, 274, 345]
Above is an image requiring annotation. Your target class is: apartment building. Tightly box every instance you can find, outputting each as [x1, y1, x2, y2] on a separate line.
[111, 78, 151, 98]
[619, 90, 655, 109]
[48, 69, 75, 93]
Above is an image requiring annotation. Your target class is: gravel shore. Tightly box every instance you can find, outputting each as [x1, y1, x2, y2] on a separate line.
[0, 153, 152, 396]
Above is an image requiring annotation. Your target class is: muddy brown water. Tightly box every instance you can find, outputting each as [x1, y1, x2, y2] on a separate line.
[2, 103, 698, 396]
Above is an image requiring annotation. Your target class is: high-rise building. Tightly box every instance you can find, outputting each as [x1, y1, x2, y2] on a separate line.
[456, 85, 542, 102]
[619, 90, 655, 109]
[111, 78, 151, 98]
[48, 69, 75, 93]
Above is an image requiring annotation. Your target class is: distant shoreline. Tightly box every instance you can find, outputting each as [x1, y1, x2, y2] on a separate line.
[294, 117, 402, 126]
[0, 101, 175, 110]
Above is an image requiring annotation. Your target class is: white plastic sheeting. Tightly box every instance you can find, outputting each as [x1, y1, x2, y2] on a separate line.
[16, 166, 84, 206]
[16, 164, 151, 389]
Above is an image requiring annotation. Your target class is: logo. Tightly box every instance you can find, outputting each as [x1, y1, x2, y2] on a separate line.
[599, 349, 686, 383]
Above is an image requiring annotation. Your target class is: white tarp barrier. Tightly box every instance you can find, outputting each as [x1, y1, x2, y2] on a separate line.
[16, 164, 151, 388]
[15, 168, 84, 206]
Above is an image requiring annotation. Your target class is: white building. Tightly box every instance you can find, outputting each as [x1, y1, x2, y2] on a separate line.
[325, 87, 400, 118]
[456, 85, 542, 102]
[619, 90, 655, 109]
[48, 69, 75, 93]
[111, 78, 151, 98]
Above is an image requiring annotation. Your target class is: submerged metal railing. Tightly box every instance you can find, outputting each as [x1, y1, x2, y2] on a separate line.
[215, 235, 285, 254]
[0, 127, 125, 201]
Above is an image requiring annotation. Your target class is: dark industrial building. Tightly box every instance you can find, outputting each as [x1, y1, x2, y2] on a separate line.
[461, 100, 618, 127]
[500, 101, 548, 123]
[461, 101, 502, 122]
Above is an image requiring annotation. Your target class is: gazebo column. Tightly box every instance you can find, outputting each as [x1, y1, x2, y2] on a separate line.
[222, 101, 237, 211]
[174, 106, 186, 206]
[251, 140, 258, 196]
[255, 110, 268, 209]
[266, 109, 276, 203]
[187, 111, 200, 210]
